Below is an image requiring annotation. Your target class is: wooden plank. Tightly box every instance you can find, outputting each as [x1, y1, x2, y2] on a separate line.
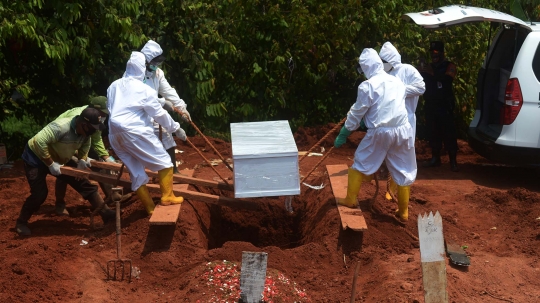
[90, 160, 234, 191]
[61, 166, 259, 210]
[60, 166, 133, 189]
[146, 184, 259, 210]
[325, 164, 367, 231]
[421, 261, 448, 303]
[148, 169, 194, 225]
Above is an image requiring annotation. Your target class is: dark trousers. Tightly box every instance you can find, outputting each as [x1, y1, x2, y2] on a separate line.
[17, 159, 98, 224]
[425, 108, 458, 154]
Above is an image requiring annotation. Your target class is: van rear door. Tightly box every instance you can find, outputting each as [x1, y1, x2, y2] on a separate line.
[402, 5, 527, 28]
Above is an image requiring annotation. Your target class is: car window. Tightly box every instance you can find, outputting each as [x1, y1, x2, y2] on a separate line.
[533, 41, 540, 82]
[487, 27, 527, 71]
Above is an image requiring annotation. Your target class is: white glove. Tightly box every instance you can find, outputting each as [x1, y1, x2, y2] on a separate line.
[178, 108, 191, 122]
[163, 100, 174, 112]
[77, 157, 93, 170]
[105, 156, 116, 163]
[49, 162, 62, 176]
[175, 127, 187, 141]
[157, 97, 166, 106]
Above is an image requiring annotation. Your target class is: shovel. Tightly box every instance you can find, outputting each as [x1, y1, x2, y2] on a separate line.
[107, 187, 132, 282]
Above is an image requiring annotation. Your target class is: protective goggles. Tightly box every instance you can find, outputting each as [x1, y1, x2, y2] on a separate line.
[148, 54, 166, 66]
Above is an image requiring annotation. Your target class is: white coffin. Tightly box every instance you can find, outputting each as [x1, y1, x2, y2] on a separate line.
[230, 120, 300, 198]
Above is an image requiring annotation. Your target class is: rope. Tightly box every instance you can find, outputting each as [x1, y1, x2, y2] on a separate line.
[185, 137, 230, 186]
[173, 108, 234, 172]
[299, 117, 346, 163]
[300, 146, 334, 183]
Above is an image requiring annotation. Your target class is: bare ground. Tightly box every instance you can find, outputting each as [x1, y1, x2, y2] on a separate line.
[0, 123, 539, 302]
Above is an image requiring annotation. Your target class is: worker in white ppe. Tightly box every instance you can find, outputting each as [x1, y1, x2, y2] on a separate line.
[379, 41, 425, 202]
[334, 48, 417, 221]
[107, 51, 188, 215]
[140, 40, 190, 174]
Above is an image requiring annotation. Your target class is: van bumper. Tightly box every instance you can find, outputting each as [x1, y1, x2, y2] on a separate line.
[468, 127, 540, 166]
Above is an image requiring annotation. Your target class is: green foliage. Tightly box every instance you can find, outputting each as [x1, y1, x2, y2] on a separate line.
[511, 0, 540, 21]
[158, 0, 366, 133]
[0, 0, 148, 154]
[0, 0, 531, 155]
[0, 115, 44, 159]
[0, 0, 147, 120]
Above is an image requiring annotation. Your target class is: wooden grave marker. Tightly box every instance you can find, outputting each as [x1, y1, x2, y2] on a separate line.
[418, 211, 448, 303]
[240, 251, 268, 303]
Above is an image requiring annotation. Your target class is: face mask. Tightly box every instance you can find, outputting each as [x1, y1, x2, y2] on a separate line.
[148, 65, 158, 71]
[383, 62, 393, 72]
[356, 63, 363, 75]
[431, 50, 442, 63]
[82, 123, 96, 136]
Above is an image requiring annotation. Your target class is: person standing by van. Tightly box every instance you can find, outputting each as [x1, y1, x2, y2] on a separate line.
[418, 41, 459, 172]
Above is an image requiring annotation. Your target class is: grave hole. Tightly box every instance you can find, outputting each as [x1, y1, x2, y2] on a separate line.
[205, 196, 305, 249]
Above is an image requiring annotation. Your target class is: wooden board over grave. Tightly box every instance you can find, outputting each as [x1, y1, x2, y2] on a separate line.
[148, 169, 194, 225]
[326, 164, 367, 231]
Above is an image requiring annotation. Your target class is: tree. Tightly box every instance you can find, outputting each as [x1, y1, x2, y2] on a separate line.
[0, 0, 147, 124]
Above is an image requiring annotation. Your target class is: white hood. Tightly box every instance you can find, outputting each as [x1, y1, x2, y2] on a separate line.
[359, 48, 384, 79]
[124, 52, 146, 82]
[140, 40, 163, 63]
[379, 42, 401, 69]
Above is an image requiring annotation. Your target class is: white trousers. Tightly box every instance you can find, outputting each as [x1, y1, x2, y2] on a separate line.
[109, 128, 172, 191]
[352, 123, 417, 186]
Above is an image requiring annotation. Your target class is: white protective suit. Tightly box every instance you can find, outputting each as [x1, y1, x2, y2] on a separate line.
[379, 42, 425, 136]
[140, 40, 187, 150]
[107, 51, 181, 191]
[346, 48, 417, 186]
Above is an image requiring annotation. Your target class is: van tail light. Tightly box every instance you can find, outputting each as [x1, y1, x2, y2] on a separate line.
[501, 78, 523, 125]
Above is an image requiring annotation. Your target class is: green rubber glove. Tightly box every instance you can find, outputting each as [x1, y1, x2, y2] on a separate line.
[359, 118, 368, 131]
[334, 126, 352, 148]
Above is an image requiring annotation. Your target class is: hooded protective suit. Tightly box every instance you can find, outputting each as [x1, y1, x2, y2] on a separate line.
[379, 42, 425, 136]
[107, 51, 180, 191]
[345, 48, 417, 186]
[140, 40, 187, 150]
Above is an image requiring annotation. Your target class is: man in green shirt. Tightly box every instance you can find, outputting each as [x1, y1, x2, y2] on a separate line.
[16, 107, 115, 236]
[54, 96, 126, 216]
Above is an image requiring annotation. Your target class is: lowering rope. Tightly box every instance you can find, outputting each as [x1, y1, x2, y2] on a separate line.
[173, 108, 234, 172]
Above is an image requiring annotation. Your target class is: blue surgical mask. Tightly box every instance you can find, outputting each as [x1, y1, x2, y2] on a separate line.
[149, 65, 158, 71]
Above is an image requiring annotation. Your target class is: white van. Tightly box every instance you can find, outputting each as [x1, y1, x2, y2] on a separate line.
[404, 5, 540, 166]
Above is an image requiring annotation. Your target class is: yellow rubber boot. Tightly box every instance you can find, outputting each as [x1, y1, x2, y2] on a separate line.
[338, 168, 365, 208]
[158, 167, 184, 206]
[385, 175, 398, 201]
[136, 185, 155, 215]
[396, 185, 410, 221]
